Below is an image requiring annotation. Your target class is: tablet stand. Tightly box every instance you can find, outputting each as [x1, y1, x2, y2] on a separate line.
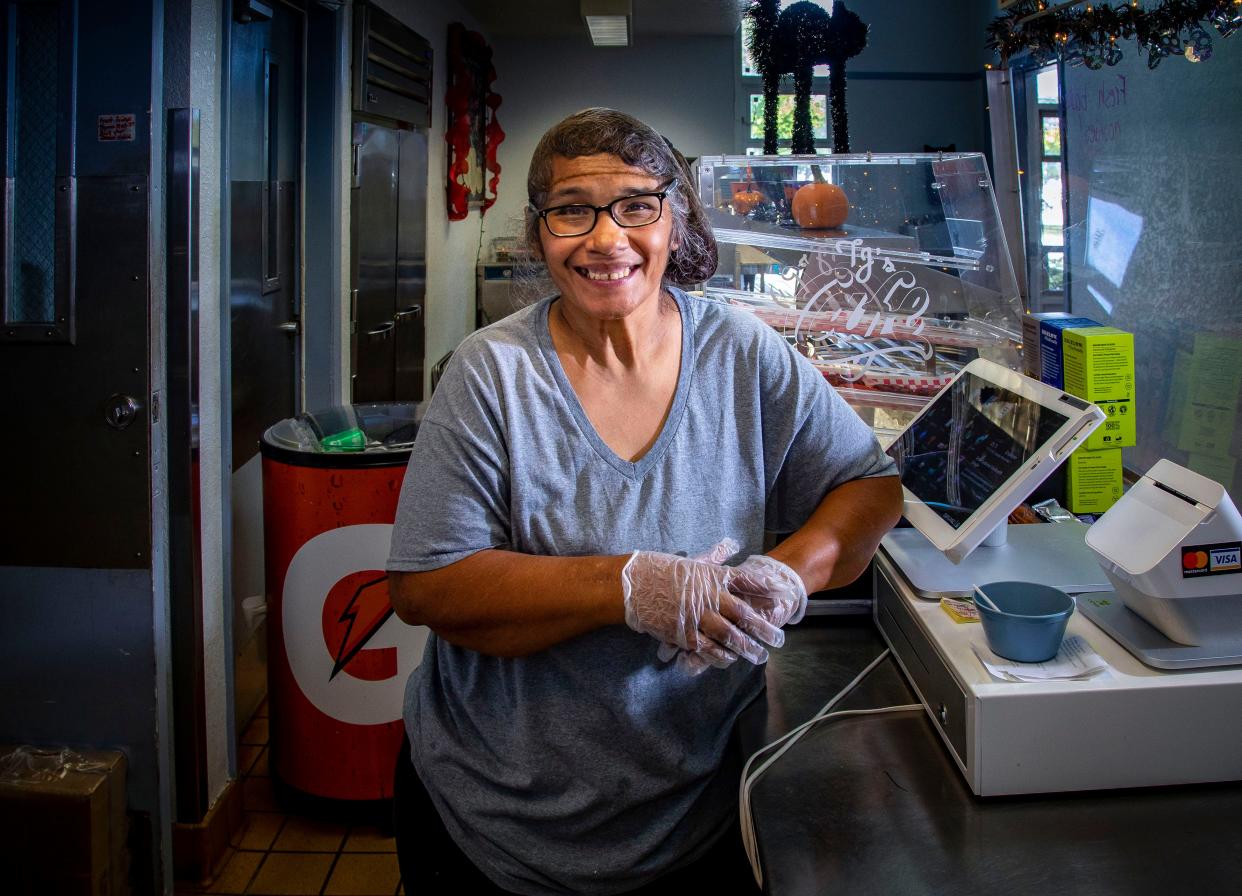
[880, 521, 1111, 599]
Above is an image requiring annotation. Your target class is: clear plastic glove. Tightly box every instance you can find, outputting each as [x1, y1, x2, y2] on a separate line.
[728, 554, 808, 628]
[621, 549, 784, 669]
[657, 551, 807, 677]
[654, 540, 738, 675]
[655, 635, 715, 675]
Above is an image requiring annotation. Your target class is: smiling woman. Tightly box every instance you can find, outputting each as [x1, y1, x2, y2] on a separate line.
[385, 107, 902, 895]
[538, 153, 678, 328]
[524, 108, 718, 288]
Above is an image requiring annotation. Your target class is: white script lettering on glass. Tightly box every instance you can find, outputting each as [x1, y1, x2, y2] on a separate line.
[790, 240, 932, 380]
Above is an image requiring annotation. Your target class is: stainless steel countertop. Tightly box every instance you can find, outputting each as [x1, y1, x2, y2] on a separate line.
[739, 611, 1242, 896]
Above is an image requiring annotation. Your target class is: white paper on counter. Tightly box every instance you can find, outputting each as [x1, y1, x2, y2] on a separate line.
[973, 635, 1112, 682]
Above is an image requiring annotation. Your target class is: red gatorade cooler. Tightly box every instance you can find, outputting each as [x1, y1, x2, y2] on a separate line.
[261, 403, 426, 800]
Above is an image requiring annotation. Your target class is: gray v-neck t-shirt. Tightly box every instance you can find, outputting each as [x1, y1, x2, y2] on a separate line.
[388, 288, 894, 895]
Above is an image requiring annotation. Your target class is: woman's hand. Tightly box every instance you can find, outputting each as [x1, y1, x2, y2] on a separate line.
[621, 551, 784, 668]
[727, 555, 808, 628]
[656, 550, 807, 677]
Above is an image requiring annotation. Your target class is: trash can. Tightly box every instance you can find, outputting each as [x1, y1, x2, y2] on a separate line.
[261, 402, 426, 801]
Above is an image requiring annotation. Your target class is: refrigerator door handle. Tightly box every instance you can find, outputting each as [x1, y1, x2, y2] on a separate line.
[365, 321, 395, 342]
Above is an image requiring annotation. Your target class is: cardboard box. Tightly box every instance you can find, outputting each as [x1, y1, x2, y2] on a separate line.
[1022, 313, 1100, 381]
[1023, 314, 1103, 388]
[1066, 447, 1124, 514]
[1062, 326, 1136, 450]
[0, 746, 129, 896]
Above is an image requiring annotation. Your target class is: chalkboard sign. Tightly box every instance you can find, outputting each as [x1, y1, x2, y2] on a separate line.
[1063, 37, 1242, 496]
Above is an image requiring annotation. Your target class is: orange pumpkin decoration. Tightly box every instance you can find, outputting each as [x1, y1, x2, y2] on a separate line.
[733, 190, 764, 215]
[731, 167, 766, 216]
[792, 182, 849, 229]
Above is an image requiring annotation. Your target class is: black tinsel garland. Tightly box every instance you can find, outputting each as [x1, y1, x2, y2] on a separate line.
[747, 0, 781, 154]
[986, 0, 1240, 70]
[792, 65, 815, 153]
[826, 3, 867, 153]
[744, 0, 869, 154]
[828, 59, 849, 153]
[777, 2, 831, 153]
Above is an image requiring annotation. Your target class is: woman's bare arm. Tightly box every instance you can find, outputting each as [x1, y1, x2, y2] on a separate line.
[389, 551, 629, 657]
[390, 476, 902, 656]
[767, 475, 904, 593]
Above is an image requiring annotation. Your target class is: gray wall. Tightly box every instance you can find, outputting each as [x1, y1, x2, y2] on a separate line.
[481, 1, 1003, 254]
[483, 34, 737, 244]
[0, 571, 160, 783]
[850, 0, 997, 73]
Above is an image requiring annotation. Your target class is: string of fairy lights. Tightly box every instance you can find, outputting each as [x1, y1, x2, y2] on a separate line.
[986, 0, 1242, 69]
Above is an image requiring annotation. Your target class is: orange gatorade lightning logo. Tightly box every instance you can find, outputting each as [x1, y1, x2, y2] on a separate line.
[1182, 542, 1242, 578]
[325, 573, 396, 682]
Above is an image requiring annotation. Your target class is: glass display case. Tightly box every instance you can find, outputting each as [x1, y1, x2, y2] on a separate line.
[696, 153, 1025, 439]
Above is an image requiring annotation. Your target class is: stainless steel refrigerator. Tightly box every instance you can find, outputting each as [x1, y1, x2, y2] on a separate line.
[350, 121, 427, 401]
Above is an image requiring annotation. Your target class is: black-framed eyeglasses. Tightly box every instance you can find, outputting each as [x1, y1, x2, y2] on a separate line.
[537, 180, 677, 238]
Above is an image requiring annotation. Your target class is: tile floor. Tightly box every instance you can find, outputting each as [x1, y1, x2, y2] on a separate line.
[176, 700, 404, 896]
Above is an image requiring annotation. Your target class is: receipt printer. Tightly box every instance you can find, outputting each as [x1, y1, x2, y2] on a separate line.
[1086, 459, 1242, 648]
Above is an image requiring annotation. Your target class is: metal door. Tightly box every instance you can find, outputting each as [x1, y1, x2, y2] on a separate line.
[351, 121, 398, 400]
[229, 2, 301, 470]
[0, 2, 164, 887]
[0, 0, 152, 569]
[395, 128, 427, 399]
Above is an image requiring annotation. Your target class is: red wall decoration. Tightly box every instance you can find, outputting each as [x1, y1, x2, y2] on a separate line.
[445, 22, 504, 220]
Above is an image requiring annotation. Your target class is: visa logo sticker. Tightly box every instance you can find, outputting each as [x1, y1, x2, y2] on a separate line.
[1181, 542, 1242, 578]
[1210, 546, 1241, 572]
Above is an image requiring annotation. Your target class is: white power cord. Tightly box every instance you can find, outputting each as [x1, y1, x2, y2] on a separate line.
[739, 647, 923, 889]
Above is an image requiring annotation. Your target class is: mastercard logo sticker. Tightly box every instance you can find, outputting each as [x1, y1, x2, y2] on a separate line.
[1182, 550, 1209, 570]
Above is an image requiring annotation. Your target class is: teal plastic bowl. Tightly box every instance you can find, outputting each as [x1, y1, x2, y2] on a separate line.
[975, 581, 1075, 663]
